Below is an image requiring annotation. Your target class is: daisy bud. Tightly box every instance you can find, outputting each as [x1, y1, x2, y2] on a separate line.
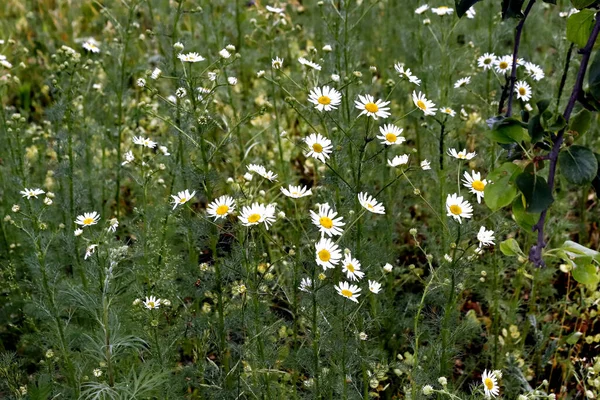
[369, 65, 377, 73]
[318, 273, 326, 280]
[256, 70, 265, 77]
[322, 44, 332, 52]
[43, 197, 52, 205]
[413, 188, 421, 195]
[46, 191, 55, 198]
[383, 263, 393, 273]
[423, 18, 431, 25]
[74, 228, 83, 236]
[11, 204, 19, 212]
[438, 377, 447, 386]
[331, 74, 340, 82]
[226, 44, 236, 52]
[422, 385, 434, 396]
[353, 71, 362, 78]
[59, 223, 65, 229]
[409, 228, 417, 236]
[480, 277, 485, 282]
[277, 211, 286, 219]
[359, 332, 368, 340]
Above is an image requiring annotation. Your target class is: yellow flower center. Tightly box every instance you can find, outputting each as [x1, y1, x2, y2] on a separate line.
[458, 153, 466, 159]
[179, 197, 187, 203]
[83, 217, 95, 225]
[247, 213, 261, 223]
[346, 263, 355, 273]
[472, 180, 485, 192]
[484, 378, 494, 390]
[385, 133, 397, 143]
[449, 205, 462, 215]
[519, 87, 526, 95]
[417, 100, 426, 110]
[318, 95, 331, 105]
[499, 61, 508, 69]
[341, 289, 353, 298]
[484, 58, 492, 64]
[148, 302, 155, 308]
[312, 143, 323, 153]
[318, 249, 331, 262]
[438, 6, 448, 10]
[319, 216, 333, 229]
[367, 203, 374, 210]
[216, 205, 229, 215]
[365, 102, 379, 113]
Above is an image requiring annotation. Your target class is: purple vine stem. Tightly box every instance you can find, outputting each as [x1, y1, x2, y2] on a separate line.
[529, 14, 600, 267]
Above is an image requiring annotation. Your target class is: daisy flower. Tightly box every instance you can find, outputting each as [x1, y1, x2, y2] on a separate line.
[219, 48, 231, 59]
[266, 5, 285, 14]
[524, 62, 544, 81]
[478, 53, 496, 70]
[466, 6, 476, 18]
[334, 281, 361, 303]
[415, 4, 429, 14]
[394, 63, 421, 85]
[133, 136, 157, 148]
[308, 86, 342, 112]
[341, 253, 365, 281]
[178, 52, 205, 62]
[421, 160, 431, 170]
[272, 57, 283, 69]
[315, 238, 342, 270]
[207, 195, 236, 220]
[446, 193, 473, 224]
[358, 192, 385, 214]
[462, 170, 487, 203]
[369, 280, 382, 294]
[447, 148, 476, 160]
[481, 369, 500, 398]
[310, 203, 345, 237]
[280, 185, 313, 198]
[387, 154, 410, 167]
[454, 76, 471, 88]
[477, 226, 496, 247]
[238, 202, 277, 230]
[122, 150, 134, 165]
[82, 40, 100, 53]
[246, 164, 278, 181]
[431, 6, 454, 15]
[494, 55, 512, 75]
[514, 80, 532, 102]
[171, 189, 196, 210]
[75, 211, 100, 227]
[412, 91, 437, 116]
[354, 94, 391, 120]
[304, 133, 333, 163]
[298, 57, 322, 71]
[299, 277, 313, 292]
[20, 188, 45, 199]
[441, 107, 456, 117]
[107, 218, 119, 233]
[84, 244, 98, 260]
[144, 296, 161, 310]
[377, 124, 405, 145]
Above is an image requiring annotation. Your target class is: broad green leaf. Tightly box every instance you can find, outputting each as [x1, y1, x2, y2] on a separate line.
[502, 0, 525, 19]
[558, 145, 598, 185]
[455, 0, 483, 17]
[592, 153, 600, 193]
[561, 240, 600, 261]
[567, 9, 596, 48]
[515, 173, 554, 213]
[486, 162, 521, 182]
[489, 117, 530, 144]
[500, 238, 525, 257]
[572, 263, 600, 286]
[484, 163, 521, 211]
[589, 49, 600, 102]
[565, 331, 582, 345]
[528, 115, 545, 143]
[512, 196, 539, 232]
[569, 109, 592, 137]
[541, 110, 567, 132]
[537, 99, 551, 113]
[572, 0, 599, 9]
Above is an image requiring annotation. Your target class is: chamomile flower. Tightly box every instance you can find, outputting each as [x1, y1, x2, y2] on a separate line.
[415, 4, 429, 14]
[280, 185, 313, 198]
[447, 148, 476, 160]
[304, 133, 333, 163]
[466, 6, 476, 18]
[246, 164, 278, 181]
[454, 76, 471, 88]
[341, 253, 365, 281]
[494, 55, 512, 75]
[178, 52, 205, 62]
[431, 6, 454, 15]
[524, 62, 544, 81]
[299, 277, 313, 292]
[272, 57, 283, 69]
[446, 193, 473, 224]
[412, 91, 437, 115]
[387, 154, 410, 167]
[144, 296, 161, 310]
[310, 203, 345, 237]
[462, 170, 487, 203]
[354, 94, 391, 120]
[478, 53, 496, 70]
[171, 189, 196, 210]
[122, 150, 134, 165]
[477, 226, 496, 247]
[20, 188, 45, 199]
[315, 238, 342, 270]
[481, 369, 500, 398]
[133, 136, 157, 148]
[238, 202, 277, 230]
[107, 218, 119, 233]
[151, 68, 162, 80]
[514, 80, 532, 101]
[334, 281, 361, 303]
[75, 211, 100, 227]
[298, 57, 322, 71]
[377, 124, 405, 145]
[308, 86, 342, 112]
[266, 5, 285, 14]
[219, 48, 231, 59]
[82, 40, 100, 53]
[441, 107, 456, 117]
[421, 160, 432, 170]
[207, 195, 236, 220]
[358, 192, 385, 214]
[368, 280, 382, 294]
[84, 244, 98, 260]
[394, 63, 421, 85]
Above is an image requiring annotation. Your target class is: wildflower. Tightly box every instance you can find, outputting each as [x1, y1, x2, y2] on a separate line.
[431, 6, 454, 15]
[477, 226, 496, 247]
[358, 192, 385, 214]
[524, 62, 544, 81]
[331, 73, 340, 82]
[75, 211, 100, 227]
[266, 5, 285, 14]
[334, 281, 361, 303]
[304, 133, 333, 163]
[84, 244, 98, 260]
[378, 124, 405, 145]
[514, 80, 532, 101]
[144, 296, 161, 310]
[12, 205, 20, 212]
[359, 332, 368, 340]
[159, 146, 170, 156]
[74, 228, 83, 236]
[447, 148, 476, 160]
[322, 44, 333, 52]
[171, 189, 196, 210]
[246, 164, 278, 181]
[82, 40, 100, 53]
[208, 72, 217, 81]
[444, 254, 453, 262]
[173, 42, 184, 51]
[394, 63, 422, 85]
[478, 53, 496, 70]
[369, 280, 382, 294]
[280, 185, 313, 198]
[422, 385, 434, 396]
[299, 277, 313, 292]
[122, 150, 134, 165]
[178, 52, 205, 62]
[238, 202, 277, 230]
[310, 203, 345, 237]
[482, 369, 500, 398]
[133, 136, 157, 148]
[175, 87, 186, 98]
[207, 195, 236, 220]
[438, 377, 448, 386]
[107, 218, 119, 233]
[341, 253, 365, 281]
[150, 67, 161, 79]
[308, 86, 342, 112]
[446, 193, 473, 224]
[494, 55, 512, 75]
[20, 188, 45, 199]
[46, 349, 54, 358]
[415, 4, 429, 14]
[256, 70, 265, 77]
[298, 57, 322, 71]
[454, 76, 471, 88]
[272, 57, 284, 69]
[136, 78, 146, 87]
[466, 6, 476, 18]
[228, 76, 237, 85]
[314, 237, 342, 270]
[412, 91, 437, 115]
[441, 107, 456, 117]
[388, 154, 410, 167]
[93, 369, 102, 377]
[383, 263, 393, 272]
[219, 48, 231, 59]
[420, 160, 431, 170]
[355, 94, 391, 119]
[462, 170, 487, 203]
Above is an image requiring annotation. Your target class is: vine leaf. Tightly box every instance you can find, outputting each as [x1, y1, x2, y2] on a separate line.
[515, 173, 554, 213]
[567, 9, 596, 48]
[558, 145, 598, 185]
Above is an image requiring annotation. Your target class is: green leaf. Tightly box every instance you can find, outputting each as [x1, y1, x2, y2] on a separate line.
[572, 0, 599, 9]
[592, 153, 600, 193]
[512, 196, 540, 232]
[567, 9, 596, 48]
[537, 99, 551, 113]
[558, 145, 599, 185]
[455, 0, 483, 17]
[561, 240, 600, 261]
[489, 117, 530, 144]
[502, 0, 525, 18]
[589, 49, 600, 103]
[565, 331, 583, 345]
[541, 110, 567, 132]
[572, 263, 600, 286]
[569, 109, 592, 137]
[528, 115, 545, 143]
[515, 173, 554, 213]
[484, 163, 521, 211]
[500, 238, 525, 257]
